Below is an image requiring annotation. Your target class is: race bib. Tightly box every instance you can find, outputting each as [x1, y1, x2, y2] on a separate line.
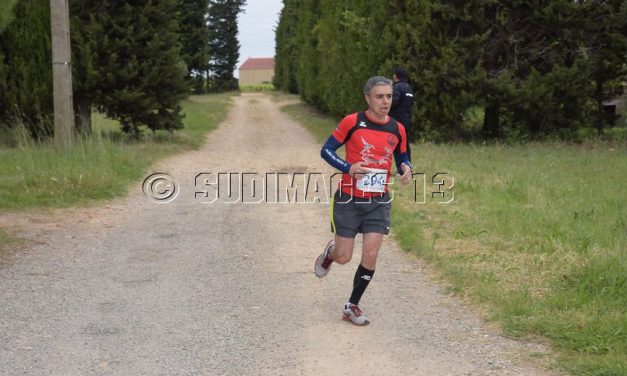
[356, 169, 388, 193]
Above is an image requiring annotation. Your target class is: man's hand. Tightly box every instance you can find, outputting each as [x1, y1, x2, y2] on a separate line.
[399, 163, 412, 185]
[349, 161, 374, 180]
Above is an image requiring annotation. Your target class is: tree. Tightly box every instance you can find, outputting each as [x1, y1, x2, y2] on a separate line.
[478, 1, 589, 137]
[273, 0, 300, 93]
[207, 0, 246, 92]
[71, 0, 189, 135]
[313, 1, 393, 117]
[395, 1, 477, 140]
[179, 0, 211, 93]
[69, 1, 99, 135]
[0, 0, 53, 139]
[295, 0, 322, 108]
[580, 1, 627, 133]
[0, 0, 18, 32]
[0, 0, 17, 131]
[403, 1, 624, 139]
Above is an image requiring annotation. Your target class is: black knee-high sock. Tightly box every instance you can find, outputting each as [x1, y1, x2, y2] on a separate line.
[349, 264, 375, 305]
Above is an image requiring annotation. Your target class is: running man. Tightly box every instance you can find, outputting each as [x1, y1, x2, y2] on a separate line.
[315, 76, 413, 326]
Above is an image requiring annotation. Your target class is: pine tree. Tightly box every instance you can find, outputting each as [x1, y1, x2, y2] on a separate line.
[207, 0, 245, 92]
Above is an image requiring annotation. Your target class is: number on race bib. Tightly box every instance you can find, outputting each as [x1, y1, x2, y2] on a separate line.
[356, 169, 388, 193]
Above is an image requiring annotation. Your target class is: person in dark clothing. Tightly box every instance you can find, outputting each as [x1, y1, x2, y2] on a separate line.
[390, 67, 414, 162]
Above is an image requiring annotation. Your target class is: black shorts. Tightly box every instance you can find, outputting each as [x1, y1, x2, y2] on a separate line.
[330, 190, 391, 238]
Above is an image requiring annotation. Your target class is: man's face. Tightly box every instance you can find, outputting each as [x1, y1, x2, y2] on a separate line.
[365, 85, 392, 119]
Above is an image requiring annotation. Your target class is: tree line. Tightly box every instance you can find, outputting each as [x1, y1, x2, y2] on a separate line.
[0, 0, 245, 138]
[274, 1, 627, 141]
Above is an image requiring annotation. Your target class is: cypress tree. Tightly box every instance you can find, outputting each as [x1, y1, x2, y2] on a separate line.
[379, 0, 430, 142]
[273, 0, 300, 94]
[274, 0, 627, 140]
[296, 0, 322, 108]
[179, 0, 211, 93]
[397, 1, 477, 140]
[313, 1, 352, 115]
[313, 1, 388, 117]
[207, 0, 245, 92]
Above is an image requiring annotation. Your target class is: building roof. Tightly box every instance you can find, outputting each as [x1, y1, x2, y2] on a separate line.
[239, 57, 275, 70]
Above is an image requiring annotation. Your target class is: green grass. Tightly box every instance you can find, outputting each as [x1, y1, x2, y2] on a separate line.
[0, 93, 234, 210]
[393, 143, 626, 375]
[282, 99, 627, 376]
[280, 102, 339, 141]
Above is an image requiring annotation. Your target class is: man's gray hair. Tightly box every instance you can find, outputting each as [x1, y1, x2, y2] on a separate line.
[363, 76, 393, 95]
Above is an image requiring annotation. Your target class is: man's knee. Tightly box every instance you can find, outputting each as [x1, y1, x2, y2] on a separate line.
[333, 235, 355, 264]
[333, 250, 352, 264]
[362, 247, 379, 262]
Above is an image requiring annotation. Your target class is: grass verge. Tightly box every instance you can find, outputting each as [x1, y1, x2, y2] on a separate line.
[282, 99, 627, 376]
[280, 102, 339, 141]
[0, 93, 234, 210]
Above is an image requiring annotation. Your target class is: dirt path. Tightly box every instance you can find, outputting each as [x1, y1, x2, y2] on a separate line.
[0, 93, 560, 375]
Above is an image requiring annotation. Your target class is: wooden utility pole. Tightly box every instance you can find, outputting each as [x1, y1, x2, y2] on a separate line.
[50, 0, 74, 148]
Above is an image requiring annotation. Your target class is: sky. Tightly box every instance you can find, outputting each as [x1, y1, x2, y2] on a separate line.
[236, 0, 284, 76]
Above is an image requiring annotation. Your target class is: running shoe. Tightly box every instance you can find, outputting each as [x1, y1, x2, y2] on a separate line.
[342, 303, 369, 326]
[314, 240, 335, 278]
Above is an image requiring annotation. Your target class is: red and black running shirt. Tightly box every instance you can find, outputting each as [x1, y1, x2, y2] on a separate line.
[325, 111, 408, 198]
